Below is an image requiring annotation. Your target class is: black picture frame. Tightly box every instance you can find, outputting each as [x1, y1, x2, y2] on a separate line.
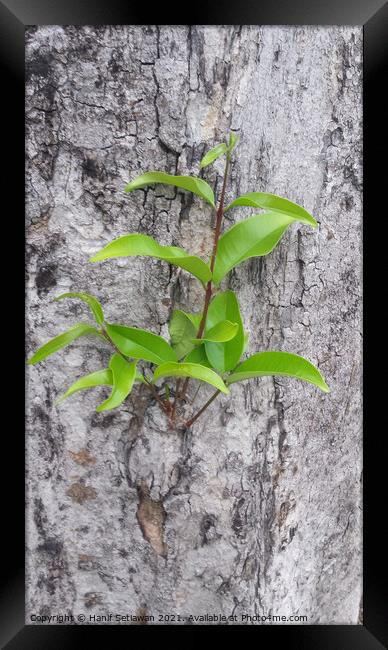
[2, 0, 387, 646]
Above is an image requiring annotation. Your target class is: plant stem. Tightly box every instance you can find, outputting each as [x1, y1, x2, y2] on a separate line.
[197, 153, 230, 337]
[170, 378, 181, 422]
[143, 377, 170, 413]
[190, 383, 201, 405]
[210, 155, 230, 269]
[184, 389, 221, 429]
[180, 153, 231, 400]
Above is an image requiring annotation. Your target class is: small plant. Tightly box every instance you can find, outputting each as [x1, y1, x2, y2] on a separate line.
[28, 133, 329, 430]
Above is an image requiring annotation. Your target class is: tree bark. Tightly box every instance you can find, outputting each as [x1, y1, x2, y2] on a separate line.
[26, 25, 362, 624]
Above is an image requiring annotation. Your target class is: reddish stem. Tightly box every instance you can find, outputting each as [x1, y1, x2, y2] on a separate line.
[180, 154, 230, 400]
[184, 389, 221, 429]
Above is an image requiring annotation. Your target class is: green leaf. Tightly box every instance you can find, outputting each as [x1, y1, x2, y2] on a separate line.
[213, 211, 307, 285]
[168, 310, 198, 360]
[185, 312, 201, 328]
[54, 292, 105, 326]
[28, 323, 102, 365]
[192, 320, 238, 344]
[200, 143, 227, 169]
[228, 131, 239, 154]
[124, 171, 215, 207]
[204, 291, 244, 372]
[243, 331, 250, 354]
[227, 351, 330, 393]
[225, 191, 317, 227]
[106, 323, 178, 365]
[56, 369, 113, 404]
[96, 354, 137, 412]
[89, 234, 211, 285]
[184, 344, 212, 368]
[153, 362, 229, 394]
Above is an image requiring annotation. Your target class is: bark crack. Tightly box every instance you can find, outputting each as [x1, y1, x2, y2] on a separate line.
[136, 480, 167, 558]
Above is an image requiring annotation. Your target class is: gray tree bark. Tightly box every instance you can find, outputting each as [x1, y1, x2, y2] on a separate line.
[26, 25, 362, 624]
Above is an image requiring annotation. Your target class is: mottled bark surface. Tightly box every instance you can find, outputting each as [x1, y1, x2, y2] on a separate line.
[26, 26, 362, 624]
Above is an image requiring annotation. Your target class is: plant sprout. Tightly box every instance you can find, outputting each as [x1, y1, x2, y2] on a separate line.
[28, 133, 329, 430]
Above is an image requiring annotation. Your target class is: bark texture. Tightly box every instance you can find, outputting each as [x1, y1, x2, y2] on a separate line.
[26, 26, 362, 624]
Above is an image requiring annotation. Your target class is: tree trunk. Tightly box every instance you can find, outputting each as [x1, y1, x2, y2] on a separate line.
[26, 25, 362, 624]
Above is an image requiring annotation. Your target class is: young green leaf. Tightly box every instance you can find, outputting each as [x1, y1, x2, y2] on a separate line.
[54, 292, 105, 326]
[89, 233, 211, 285]
[213, 212, 303, 285]
[185, 312, 202, 329]
[184, 344, 212, 368]
[192, 320, 238, 344]
[200, 143, 227, 169]
[96, 354, 137, 412]
[153, 362, 229, 394]
[28, 323, 103, 365]
[225, 191, 317, 226]
[169, 310, 198, 359]
[204, 291, 244, 372]
[56, 369, 113, 404]
[124, 171, 215, 207]
[227, 351, 330, 393]
[227, 131, 239, 154]
[106, 323, 178, 365]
